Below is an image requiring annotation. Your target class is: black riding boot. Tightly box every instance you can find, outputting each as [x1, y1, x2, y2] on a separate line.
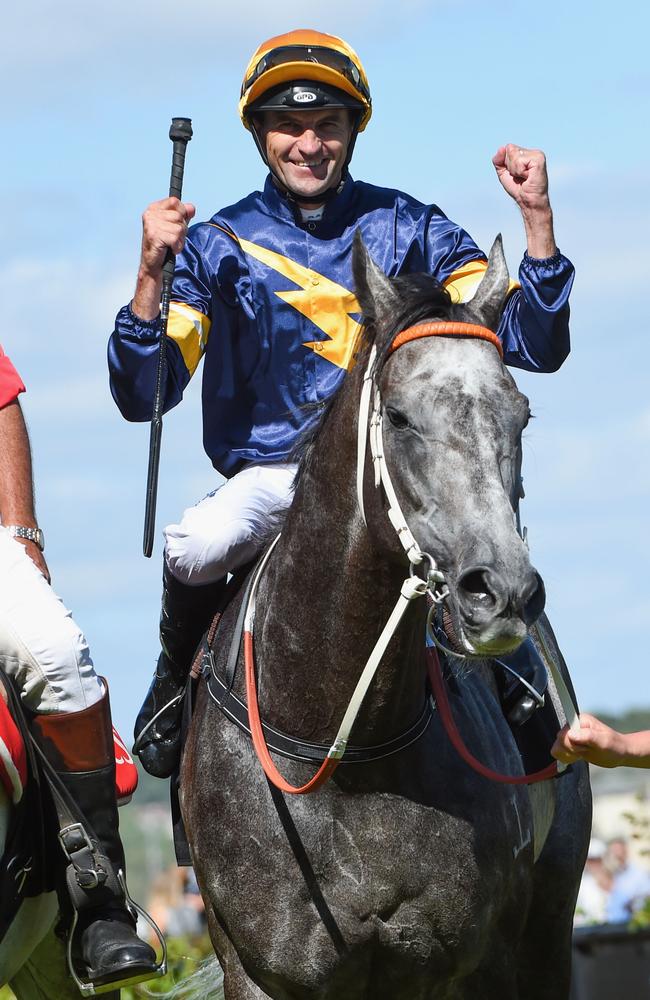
[32, 691, 160, 993]
[134, 563, 226, 778]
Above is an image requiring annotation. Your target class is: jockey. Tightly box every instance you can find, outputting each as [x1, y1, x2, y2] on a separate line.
[108, 29, 575, 779]
[0, 345, 158, 991]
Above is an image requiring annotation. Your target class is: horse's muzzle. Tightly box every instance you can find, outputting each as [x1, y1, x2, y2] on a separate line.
[454, 564, 545, 651]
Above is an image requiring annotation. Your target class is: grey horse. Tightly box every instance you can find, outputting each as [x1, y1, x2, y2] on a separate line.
[181, 234, 591, 999]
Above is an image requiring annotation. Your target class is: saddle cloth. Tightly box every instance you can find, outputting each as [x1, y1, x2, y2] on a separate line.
[112, 726, 138, 804]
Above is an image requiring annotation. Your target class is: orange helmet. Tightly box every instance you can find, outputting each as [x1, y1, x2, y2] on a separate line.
[239, 29, 372, 133]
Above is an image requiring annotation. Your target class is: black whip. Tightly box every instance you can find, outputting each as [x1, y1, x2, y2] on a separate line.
[143, 117, 193, 557]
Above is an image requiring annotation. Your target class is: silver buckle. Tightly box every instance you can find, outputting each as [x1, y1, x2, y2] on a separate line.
[59, 822, 106, 889]
[58, 822, 94, 861]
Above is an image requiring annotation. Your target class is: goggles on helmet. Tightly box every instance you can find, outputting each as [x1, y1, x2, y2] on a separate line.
[241, 44, 371, 104]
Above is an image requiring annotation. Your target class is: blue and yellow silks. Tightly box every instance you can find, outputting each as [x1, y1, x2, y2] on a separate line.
[108, 174, 573, 477]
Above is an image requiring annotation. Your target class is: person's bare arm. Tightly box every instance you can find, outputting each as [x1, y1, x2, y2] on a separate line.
[552, 713, 650, 769]
[131, 197, 196, 320]
[492, 144, 557, 259]
[0, 400, 50, 580]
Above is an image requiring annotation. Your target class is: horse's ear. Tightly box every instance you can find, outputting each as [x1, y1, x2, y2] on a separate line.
[352, 230, 400, 321]
[469, 235, 510, 331]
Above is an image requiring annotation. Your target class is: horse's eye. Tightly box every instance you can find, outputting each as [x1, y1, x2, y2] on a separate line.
[386, 406, 411, 430]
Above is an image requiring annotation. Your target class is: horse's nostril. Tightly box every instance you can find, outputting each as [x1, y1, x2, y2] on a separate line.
[458, 569, 493, 604]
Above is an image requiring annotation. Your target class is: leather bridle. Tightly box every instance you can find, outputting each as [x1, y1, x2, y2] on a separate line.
[226, 322, 578, 792]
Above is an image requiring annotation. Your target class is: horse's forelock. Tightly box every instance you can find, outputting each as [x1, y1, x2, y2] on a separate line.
[365, 272, 454, 374]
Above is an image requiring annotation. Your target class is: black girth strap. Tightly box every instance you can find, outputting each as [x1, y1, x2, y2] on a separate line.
[206, 659, 434, 763]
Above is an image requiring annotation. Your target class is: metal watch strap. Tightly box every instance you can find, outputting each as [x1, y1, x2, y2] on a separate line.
[5, 525, 45, 550]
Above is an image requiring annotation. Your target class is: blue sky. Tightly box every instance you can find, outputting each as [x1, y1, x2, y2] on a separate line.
[3, 1, 648, 736]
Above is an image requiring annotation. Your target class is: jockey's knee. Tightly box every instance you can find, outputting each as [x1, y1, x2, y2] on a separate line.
[164, 517, 260, 587]
[1, 614, 103, 715]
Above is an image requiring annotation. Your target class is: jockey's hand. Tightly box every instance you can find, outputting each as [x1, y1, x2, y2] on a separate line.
[132, 198, 196, 320]
[139, 197, 196, 278]
[16, 537, 51, 584]
[492, 144, 556, 259]
[492, 144, 551, 213]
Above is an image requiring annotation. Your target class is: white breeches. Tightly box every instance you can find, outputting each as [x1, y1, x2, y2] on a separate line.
[164, 462, 298, 586]
[0, 528, 103, 714]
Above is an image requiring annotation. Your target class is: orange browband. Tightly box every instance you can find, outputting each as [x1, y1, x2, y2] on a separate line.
[389, 322, 503, 359]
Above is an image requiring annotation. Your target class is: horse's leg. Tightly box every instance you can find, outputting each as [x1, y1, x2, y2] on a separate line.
[205, 904, 270, 1000]
[516, 763, 591, 999]
[224, 963, 272, 1000]
[457, 954, 520, 1000]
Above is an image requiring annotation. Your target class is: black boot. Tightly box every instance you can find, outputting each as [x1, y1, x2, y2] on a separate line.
[32, 691, 161, 993]
[134, 563, 226, 778]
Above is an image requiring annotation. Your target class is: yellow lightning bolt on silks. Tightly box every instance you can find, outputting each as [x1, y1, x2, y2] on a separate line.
[209, 224, 361, 371]
[168, 301, 211, 376]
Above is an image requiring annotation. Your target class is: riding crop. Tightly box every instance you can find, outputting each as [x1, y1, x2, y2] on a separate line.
[143, 117, 193, 558]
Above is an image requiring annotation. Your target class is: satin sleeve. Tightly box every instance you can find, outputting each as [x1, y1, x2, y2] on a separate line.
[498, 250, 574, 373]
[107, 230, 214, 422]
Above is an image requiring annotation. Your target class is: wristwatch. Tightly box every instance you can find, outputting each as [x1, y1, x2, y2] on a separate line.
[5, 525, 45, 551]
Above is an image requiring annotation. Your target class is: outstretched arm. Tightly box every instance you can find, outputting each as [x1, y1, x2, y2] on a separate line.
[0, 400, 50, 580]
[552, 713, 650, 769]
[492, 144, 557, 259]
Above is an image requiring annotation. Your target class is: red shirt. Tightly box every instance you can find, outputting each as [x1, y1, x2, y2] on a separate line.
[0, 346, 26, 409]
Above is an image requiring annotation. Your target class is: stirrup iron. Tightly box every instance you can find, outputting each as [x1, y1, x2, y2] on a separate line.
[65, 871, 167, 997]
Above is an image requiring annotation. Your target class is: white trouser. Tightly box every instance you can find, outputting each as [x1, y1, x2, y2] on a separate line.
[0, 528, 103, 714]
[164, 462, 298, 586]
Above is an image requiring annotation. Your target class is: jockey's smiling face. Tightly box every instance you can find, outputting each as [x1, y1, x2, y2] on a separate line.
[258, 109, 353, 207]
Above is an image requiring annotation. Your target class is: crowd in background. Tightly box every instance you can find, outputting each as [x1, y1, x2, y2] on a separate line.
[575, 836, 650, 927]
[145, 866, 207, 940]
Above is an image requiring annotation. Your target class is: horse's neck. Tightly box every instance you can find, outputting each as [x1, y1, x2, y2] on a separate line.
[254, 385, 427, 745]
